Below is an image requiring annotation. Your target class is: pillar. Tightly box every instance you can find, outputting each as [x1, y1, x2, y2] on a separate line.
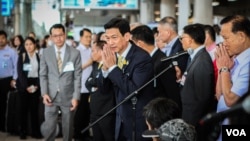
[193, 0, 213, 25]
[160, 0, 176, 18]
[140, 0, 154, 24]
[19, 0, 33, 36]
[178, 0, 190, 33]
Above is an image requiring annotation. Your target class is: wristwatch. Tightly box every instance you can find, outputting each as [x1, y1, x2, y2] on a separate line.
[219, 67, 230, 74]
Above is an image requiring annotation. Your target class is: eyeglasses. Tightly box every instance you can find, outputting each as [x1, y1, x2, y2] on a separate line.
[51, 34, 65, 39]
[179, 36, 189, 41]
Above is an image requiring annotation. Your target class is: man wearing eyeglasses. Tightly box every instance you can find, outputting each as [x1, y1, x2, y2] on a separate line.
[40, 23, 82, 141]
[176, 23, 215, 141]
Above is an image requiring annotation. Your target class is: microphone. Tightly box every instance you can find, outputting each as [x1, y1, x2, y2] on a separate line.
[161, 48, 193, 62]
[199, 95, 250, 125]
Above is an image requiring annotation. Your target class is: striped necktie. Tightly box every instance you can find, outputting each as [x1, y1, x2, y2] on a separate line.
[57, 51, 62, 73]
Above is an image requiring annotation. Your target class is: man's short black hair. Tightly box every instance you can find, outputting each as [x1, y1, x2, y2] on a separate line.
[104, 17, 130, 36]
[79, 28, 92, 37]
[0, 30, 7, 38]
[131, 25, 155, 46]
[143, 97, 181, 129]
[49, 24, 65, 35]
[183, 23, 205, 45]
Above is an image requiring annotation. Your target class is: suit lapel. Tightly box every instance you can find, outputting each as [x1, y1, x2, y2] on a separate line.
[186, 48, 205, 72]
[61, 46, 70, 74]
[169, 40, 178, 55]
[48, 46, 58, 74]
[123, 45, 135, 71]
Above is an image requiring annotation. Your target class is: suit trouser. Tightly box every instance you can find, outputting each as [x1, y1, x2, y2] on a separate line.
[0, 77, 12, 132]
[43, 103, 75, 141]
[74, 93, 90, 139]
[19, 78, 41, 136]
[90, 114, 115, 141]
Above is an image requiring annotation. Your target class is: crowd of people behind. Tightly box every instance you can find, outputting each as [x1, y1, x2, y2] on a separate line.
[0, 14, 250, 141]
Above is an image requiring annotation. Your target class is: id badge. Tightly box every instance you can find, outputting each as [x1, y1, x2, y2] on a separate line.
[23, 63, 32, 71]
[63, 62, 74, 72]
[180, 71, 188, 86]
[2, 62, 7, 69]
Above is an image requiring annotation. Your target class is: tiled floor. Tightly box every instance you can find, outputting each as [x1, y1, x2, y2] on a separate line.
[0, 132, 63, 141]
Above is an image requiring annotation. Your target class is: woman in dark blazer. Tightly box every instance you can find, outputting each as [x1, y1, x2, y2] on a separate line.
[16, 37, 42, 139]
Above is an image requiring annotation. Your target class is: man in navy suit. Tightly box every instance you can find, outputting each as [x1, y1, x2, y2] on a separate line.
[131, 25, 170, 98]
[100, 17, 154, 141]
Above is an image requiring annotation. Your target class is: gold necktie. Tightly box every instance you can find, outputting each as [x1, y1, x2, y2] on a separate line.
[117, 55, 123, 69]
[98, 63, 103, 69]
[57, 51, 62, 73]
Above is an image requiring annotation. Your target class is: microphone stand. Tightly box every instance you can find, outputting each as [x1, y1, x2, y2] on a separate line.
[81, 64, 173, 140]
[161, 51, 188, 62]
[131, 96, 137, 141]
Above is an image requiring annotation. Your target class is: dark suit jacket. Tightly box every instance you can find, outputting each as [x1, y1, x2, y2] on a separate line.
[151, 49, 169, 97]
[16, 52, 40, 92]
[17, 45, 26, 55]
[181, 48, 215, 127]
[85, 62, 116, 117]
[99, 44, 154, 141]
[159, 39, 188, 109]
[168, 39, 188, 73]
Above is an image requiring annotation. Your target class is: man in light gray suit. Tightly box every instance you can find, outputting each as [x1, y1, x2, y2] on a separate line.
[40, 23, 82, 141]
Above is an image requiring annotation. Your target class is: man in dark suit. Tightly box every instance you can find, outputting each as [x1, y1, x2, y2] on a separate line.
[176, 23, 215, 141]
[156, 16, 189, 108]
[131, 25, 171, 98]
[85, 40, 116, 141]
[100, 18, 154, 141]
[40, 24, 82, 141]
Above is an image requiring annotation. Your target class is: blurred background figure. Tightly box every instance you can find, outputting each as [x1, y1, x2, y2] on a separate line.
[204, 25, 217, 61]
[12, 35, 25, 55]
[39, 34, 51, 56]
[95, 31, 106, 43]
[74, 28, 93, 141]
[0, 30, 18, 133]
[204, 24, 219, 90]
[66, 35, 78, 48]
[213, 24, 223, 44]
[152, 27, 166, 50]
